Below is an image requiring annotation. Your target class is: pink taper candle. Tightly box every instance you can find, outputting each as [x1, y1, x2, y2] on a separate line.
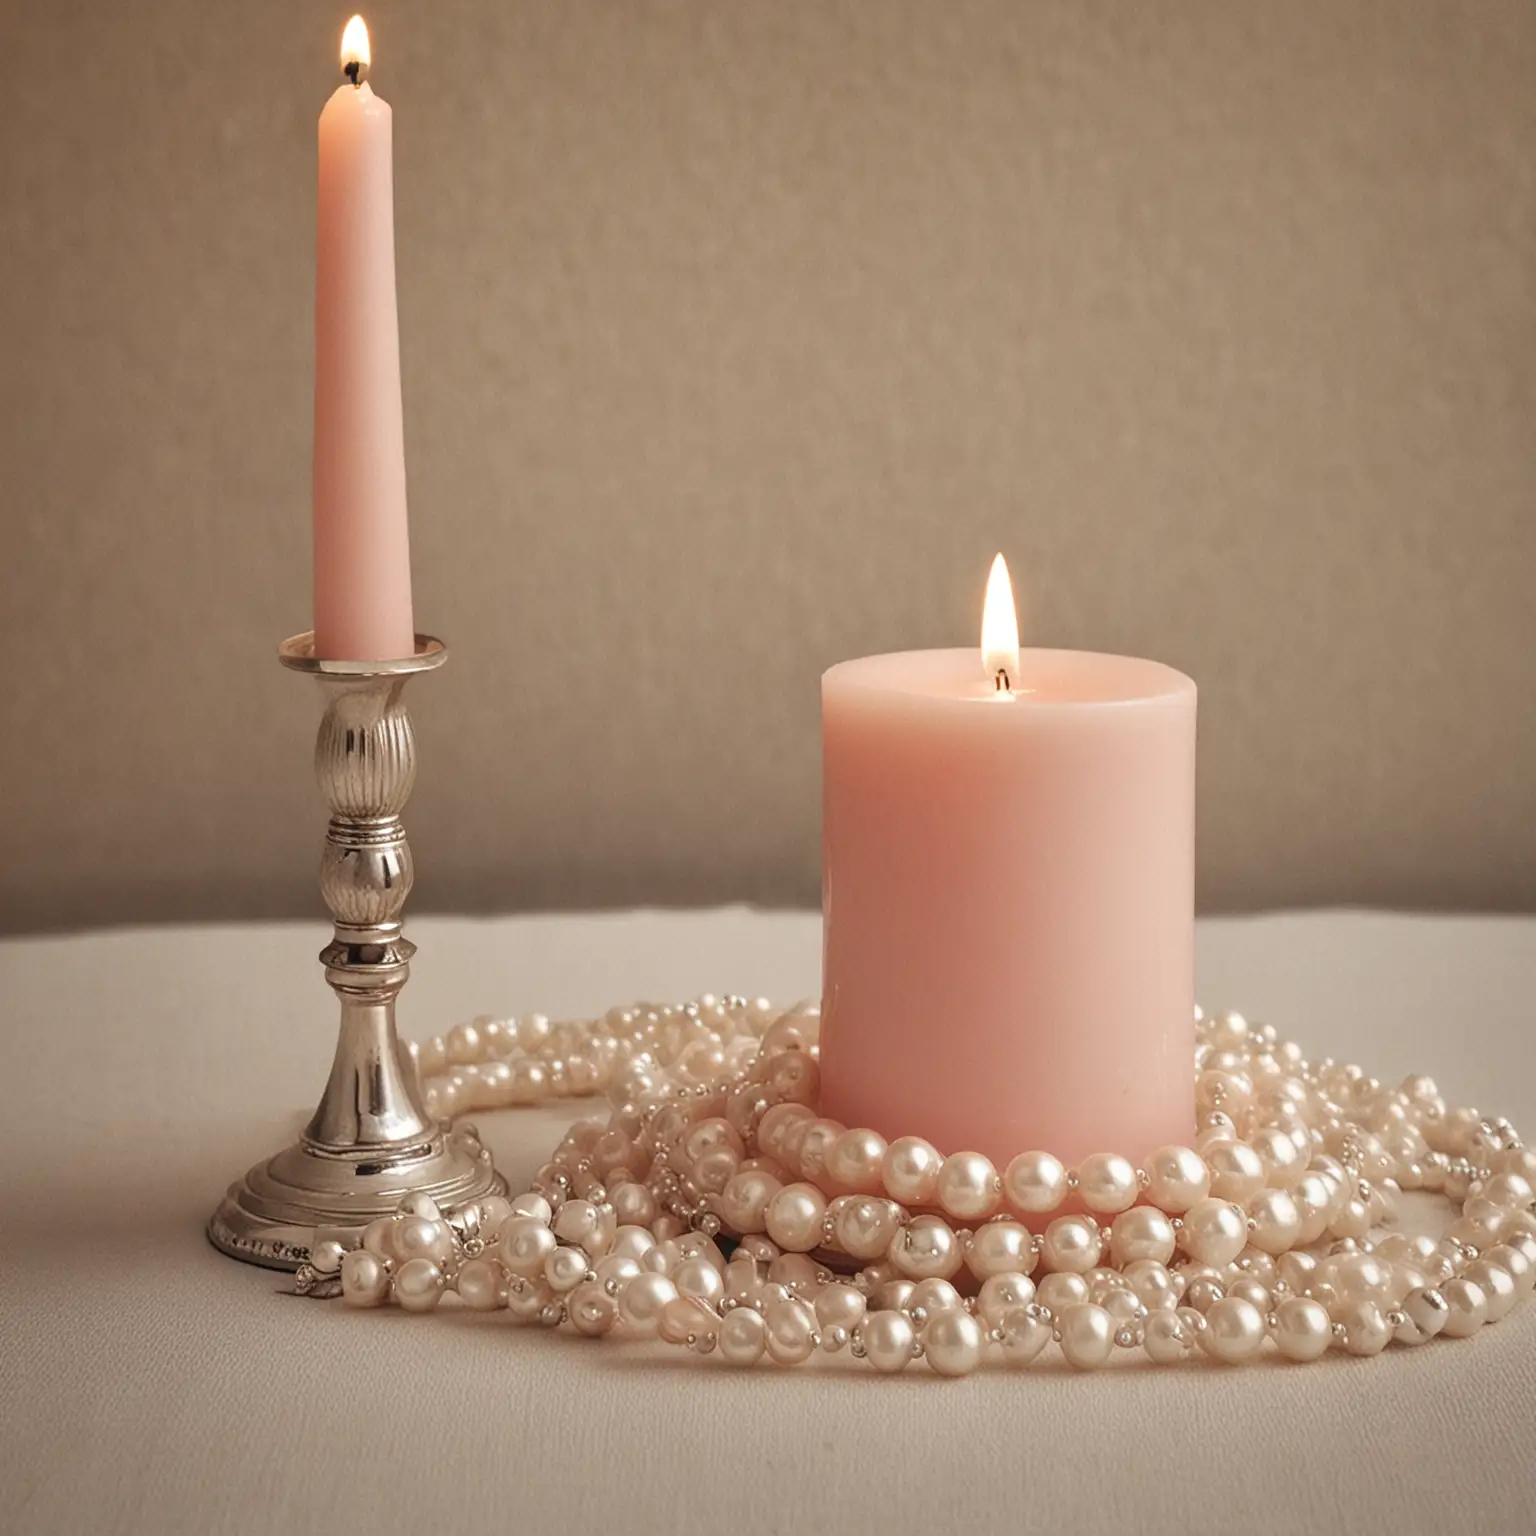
[312, 16, 415, 662]
[820, 559, 1196, 1169]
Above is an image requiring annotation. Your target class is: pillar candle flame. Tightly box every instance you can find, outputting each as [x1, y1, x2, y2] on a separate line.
[981, 554, 1021, 692]
[341, 15, 371, 84]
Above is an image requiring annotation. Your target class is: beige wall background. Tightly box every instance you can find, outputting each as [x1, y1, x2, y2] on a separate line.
[1, 1, 1533, 933]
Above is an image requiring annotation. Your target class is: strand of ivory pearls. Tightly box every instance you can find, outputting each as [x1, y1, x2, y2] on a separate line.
[305, 998, 1536, 1375]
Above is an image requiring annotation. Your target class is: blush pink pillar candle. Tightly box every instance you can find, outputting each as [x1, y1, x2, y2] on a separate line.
[820, 647, 1196, 1169]
[311, 18, 416, 662]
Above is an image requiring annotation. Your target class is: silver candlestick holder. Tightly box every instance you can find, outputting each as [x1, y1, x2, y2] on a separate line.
[208, 631, 503, 1270]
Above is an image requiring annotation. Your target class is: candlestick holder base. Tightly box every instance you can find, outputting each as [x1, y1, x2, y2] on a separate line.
[208, 632, 503, 1271]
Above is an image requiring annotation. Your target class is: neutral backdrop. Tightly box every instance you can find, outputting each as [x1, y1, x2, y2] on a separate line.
[2, 1, 1533, 933]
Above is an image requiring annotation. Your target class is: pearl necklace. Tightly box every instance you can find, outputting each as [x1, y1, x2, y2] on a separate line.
[301, 999, 1536, 1374]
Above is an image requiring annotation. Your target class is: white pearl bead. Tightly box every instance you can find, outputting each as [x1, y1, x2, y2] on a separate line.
[759, 1009, 815, 1055]
[1484, 1243, 1536, 1295]
[1004, 1150, 1067, 1213]
[965, 1221, 1035, 1279]
[761, 1050, 821, 1111]
[977, 1272, 1037, 1326]
[1035, 1271, 1090, 1314]
[764, 1182, 827, 1252]
[399, 1190, 444, 1221]
[1271, 1296, 1332, 1361]
[1332, 1252, 1393, 1302]
[1198, 1296, 1267, 1363]
[475, 1195, 514, 1239]
[593, 1255, 641, 1292]
[1041, 1215, 1102, 1274]
[691, 1146, 740, 1194]
[609, 1225, 657, 1263]
[567, 1280, 619, 1336]
[1334, 1297, 1391, 1356]
[718, 1306, 768, 1366]
[394, 1215, 454, 1267]
[1057, 1302, 1115, 1369]
[1245, 1188, 1302, 1255]
[1328, 1195, 1371, 1242]
[815, 1282, 867, 1332]
[1480, 1172, 1534, 1210]
[757, 1102, 812, 1162]
[881, 1137, 942, 1204]
[998, 1305, 1054, 1364]
[1179, 1198, 1248, 1268]
[833, 1197, 903, 1261]
[909, 1277, 963, 1317]
[871, 1279, 916, 1312]
[444, 1022, 481, 1064]
[393, 1257, 445, 1312]
[1501, 1210, 1536, 1247]
[544, 1245, 591, 1294]
[1203, 1139, 1266, 1203]
[1249, 1127, 1305, 1188]
[1395, 1285, 1450, 1344]
[672, 1254, 726, 1305]
[861, 1310, 917, 1373]
[361, 1216, 399, 1261]
[1077, 1153, 1140, 1214]
[1142, 1309, 1189, 1363]
[718, 1170, 783, 1234]
[552, 1199, 614, 1256]
[1123, 1258, 1178, 1312]
[724, 1256, 765, 1304]
[1491, 1147, 1536, 1183]
[499, 1215, 558, 1278]
[887, 1214, 962, 1280]
[1109, 1206, 1176, 1267]
[310, 1237, 347, 1275]
[1439, 1276, 1489, 1338]
[658, 1295, 717, 1346]
[1145, 1145, 1210, 1212]
[1462, 1259, 1518, 1322]
[682, 1117, 744, 1164]
[764, 1297, 820, 1363]
[515, 1012, 551, 1050]
[794, 1118, 846, 1180]
[936, 1152, 1000, 1220]
[508, 1191, 554, 1224]
[1226, 1276, 1272, 1313]
[505, 1278, 554, 1322]
[1099, 1286, 1144, 1327]
[456, 1257, 504, 1311]
[826, 1128, 888, 1192]
[1290, 1172, 1337, 1244]
[617, 1272, 678, 1336]
[923, 1309, 984, 1376]
[339, 1248, 389, 1307]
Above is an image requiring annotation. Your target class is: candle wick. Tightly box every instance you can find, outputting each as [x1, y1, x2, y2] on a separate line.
[995, 668, 1012, 694]
[343, 59, 368, 87]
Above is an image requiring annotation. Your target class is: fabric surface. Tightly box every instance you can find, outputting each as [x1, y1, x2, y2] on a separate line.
[4, 1, 1536, 932]
[2, 908, 1534, 1535]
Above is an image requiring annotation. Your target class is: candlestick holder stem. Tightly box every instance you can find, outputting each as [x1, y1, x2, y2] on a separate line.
[208, 632, 503, 1270]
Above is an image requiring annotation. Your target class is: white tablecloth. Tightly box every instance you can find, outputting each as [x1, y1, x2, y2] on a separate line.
[3, 909, 1534, 1536]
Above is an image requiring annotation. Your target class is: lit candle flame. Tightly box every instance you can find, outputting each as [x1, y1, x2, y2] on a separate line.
[981, 553, 1020, 693]
[341, 15, 371, 85]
